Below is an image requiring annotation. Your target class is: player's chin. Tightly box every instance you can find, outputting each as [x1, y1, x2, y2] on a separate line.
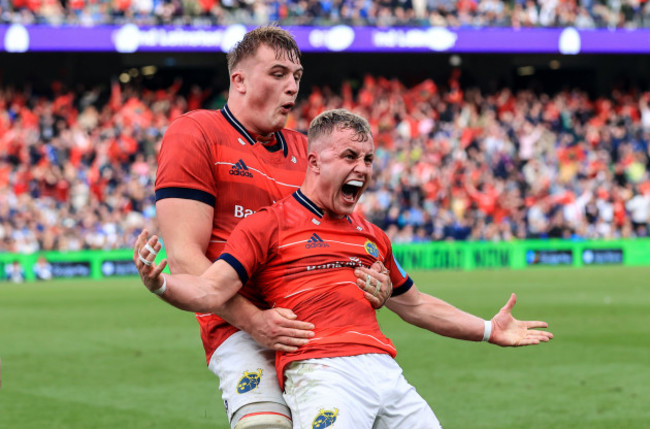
[273, 114, 289, 129]
[336, 198, 357, 216]
[277, 107, 291, 118]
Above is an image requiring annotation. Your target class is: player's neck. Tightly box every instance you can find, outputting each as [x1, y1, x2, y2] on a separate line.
[299, 185, 346, 220]
[227, 101, 275, 141]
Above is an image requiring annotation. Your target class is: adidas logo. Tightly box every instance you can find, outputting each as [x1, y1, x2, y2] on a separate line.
[305, 233, 330, 249]
[229, 159, 253, 178]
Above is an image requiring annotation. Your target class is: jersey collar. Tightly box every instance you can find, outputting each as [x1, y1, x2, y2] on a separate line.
[293, 189, 323, 218]
[221, 104, 289, 157]
[293, 189, 352, 223]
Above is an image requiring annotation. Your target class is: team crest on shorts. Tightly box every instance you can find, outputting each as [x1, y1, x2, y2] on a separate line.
[236, 369, 262, 394]
[364, 240, 379, 258]
[312, 408, 338, 429]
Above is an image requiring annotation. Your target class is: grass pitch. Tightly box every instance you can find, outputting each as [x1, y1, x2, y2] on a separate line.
[1, 266, 649, 428]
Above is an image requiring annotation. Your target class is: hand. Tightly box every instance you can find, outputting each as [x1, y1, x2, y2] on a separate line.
[354, 261, 393, 309]
[134, 230, 168, 294]
[248, 308, 315, 353]
[489, 293, 554, 347]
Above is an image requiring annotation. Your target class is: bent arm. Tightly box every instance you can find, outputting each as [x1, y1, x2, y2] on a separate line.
[386, 285, 485, 341]
[134, 230, 243, 313]
[156, 198, 267, 327]
[156, 198, 214, 275]
[155, 200, 313, 349]
[160, 260, 244, 314]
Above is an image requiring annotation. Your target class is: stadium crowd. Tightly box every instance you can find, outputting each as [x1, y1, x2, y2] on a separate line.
[2, 0, 650, 29]
[1, 72, 650, 253]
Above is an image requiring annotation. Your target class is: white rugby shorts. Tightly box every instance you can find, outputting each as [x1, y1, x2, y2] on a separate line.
[283, 353, 442, 429]
[208, 331, 288, 423]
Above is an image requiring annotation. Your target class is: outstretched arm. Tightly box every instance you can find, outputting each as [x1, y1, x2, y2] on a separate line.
[386, 286, 553, 346]
[488, 293, 553, 346]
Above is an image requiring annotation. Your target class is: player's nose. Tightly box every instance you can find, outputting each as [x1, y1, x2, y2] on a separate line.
[285, 76, 298, 95]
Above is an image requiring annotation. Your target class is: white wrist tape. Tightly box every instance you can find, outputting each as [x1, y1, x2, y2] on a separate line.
[144, 243, 158, 256]
[152, 274, 167, 296]
[483, 319, 493, 342]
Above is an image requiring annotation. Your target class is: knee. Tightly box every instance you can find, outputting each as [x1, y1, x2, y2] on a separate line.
[232, 402, 292, 429]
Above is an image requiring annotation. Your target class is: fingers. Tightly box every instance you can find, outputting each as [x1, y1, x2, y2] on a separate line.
[151, 259, 168, 278]
[367, 262, 392, 303]
[516, 330, 554, 346]
[501, 293, 517, 313]
[264, 308, 316, 351]
[355, 271, 381, 296]
[269, 308, 315, 334]
[358, 263, 390, 280]
[354, 266, 380, 281]
[144, 242, 158, 255]
[275, 327, 315, 340]
[369, 260, 388, 274]
[133, 229, 148, 259]
[273, 308, 315, 330]
[272, 336, 312, 353]
[276, 319, 315, 334]
[274, 307, 297, 320]
[366, 274, 381, 297]
[136, 235, 161, 267]
[133, 232, 166, 294]
[525, 320, 549, 329]
[354, 265, 392, 309]
[361, 291, 382, 309]
[138, 254, 152, 266]
[527, 329, 554, 341]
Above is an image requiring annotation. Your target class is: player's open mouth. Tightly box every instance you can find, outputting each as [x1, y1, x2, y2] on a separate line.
[280, 102, 294, 112]
[341, 179, 364, 202]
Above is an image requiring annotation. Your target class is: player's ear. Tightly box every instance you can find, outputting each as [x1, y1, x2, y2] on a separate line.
[231, 70, 246, 93]
[307, 153, 320, 173]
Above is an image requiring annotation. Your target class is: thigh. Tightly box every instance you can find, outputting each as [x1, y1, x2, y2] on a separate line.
[283, 358, 380, 429]
[372, 355, 442, 429]
[209, 331, 287, 423]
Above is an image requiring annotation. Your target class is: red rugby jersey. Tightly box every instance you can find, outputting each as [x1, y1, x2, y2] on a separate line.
[155, 105, 308, 362]
[219, 190, 414, 388]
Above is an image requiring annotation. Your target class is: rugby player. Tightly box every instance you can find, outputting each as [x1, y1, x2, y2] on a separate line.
[139, 109, 553, 428]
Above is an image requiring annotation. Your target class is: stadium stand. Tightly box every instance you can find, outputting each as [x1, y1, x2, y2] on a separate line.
[2, 0, 650, 29]
[1, 71, 649, 252]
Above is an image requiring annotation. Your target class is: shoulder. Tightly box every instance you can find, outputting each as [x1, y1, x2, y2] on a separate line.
[232, 204, 282, 239]
[242, 195, 298, 228]
[280, 128, 308, 146]
[353, 213, 385, 236]
[180, 109, 223, 122]
[355, 213, 392, 248]
[166, 109, 225, 133]
[280, 128, 307, 140]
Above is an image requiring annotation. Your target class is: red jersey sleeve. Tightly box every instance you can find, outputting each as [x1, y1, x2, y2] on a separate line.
[217, 208, 278, 285]
[155, 113, 217, 206]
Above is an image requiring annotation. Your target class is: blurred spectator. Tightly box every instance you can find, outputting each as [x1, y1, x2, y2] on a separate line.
[2, 0, 650, 29]
[5, 260, 25, 282]
[2, 72, 650, 248]
[33, 255, 53, 280]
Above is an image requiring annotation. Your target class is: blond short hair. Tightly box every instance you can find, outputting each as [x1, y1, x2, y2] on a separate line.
[308, 109, 372, 150]
[227, 26, 301, 74]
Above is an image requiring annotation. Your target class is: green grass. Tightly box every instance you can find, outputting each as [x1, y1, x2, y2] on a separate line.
[1, 266, 649, 428]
